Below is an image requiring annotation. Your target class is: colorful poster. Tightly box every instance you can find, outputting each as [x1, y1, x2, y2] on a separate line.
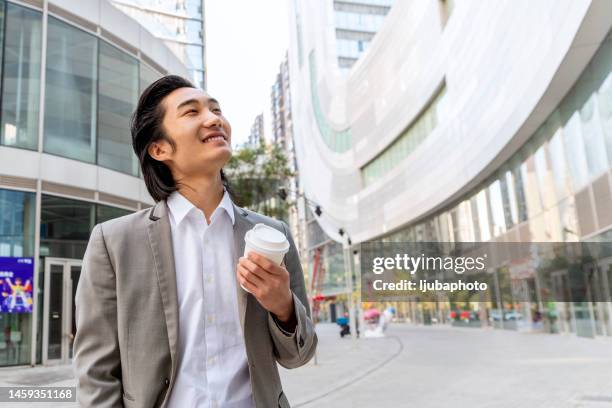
[0, 257, 34, 313]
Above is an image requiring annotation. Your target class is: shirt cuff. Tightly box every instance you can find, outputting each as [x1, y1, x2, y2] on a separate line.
[271, 313, 296, 336]
[269, 303, 297, 337]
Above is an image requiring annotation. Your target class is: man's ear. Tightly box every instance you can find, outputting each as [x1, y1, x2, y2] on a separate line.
[148, 140, 171, 162]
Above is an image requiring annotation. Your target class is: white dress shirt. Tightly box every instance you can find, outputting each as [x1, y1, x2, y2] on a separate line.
[166, 190, 253, 408]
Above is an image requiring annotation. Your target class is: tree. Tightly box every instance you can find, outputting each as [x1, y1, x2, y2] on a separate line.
[225, 142, 293, 221]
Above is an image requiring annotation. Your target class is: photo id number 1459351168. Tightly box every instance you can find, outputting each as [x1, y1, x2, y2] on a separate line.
[0, 387, 76, 402]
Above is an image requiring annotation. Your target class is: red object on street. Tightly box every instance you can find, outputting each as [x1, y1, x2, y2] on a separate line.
[310, 248, 325, 322]
[363, 308, 380, 320]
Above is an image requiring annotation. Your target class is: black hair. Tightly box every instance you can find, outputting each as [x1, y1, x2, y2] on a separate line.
[131, 75, 232, 202]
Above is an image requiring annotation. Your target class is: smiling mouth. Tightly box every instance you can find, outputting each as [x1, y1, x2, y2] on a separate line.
[202, 134, 227, 143]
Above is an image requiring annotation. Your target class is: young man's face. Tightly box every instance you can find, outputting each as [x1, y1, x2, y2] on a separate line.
[151, 87, 232, 178]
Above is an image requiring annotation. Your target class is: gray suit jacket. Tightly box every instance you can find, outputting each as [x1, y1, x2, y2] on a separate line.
[73, 200, 317, 408]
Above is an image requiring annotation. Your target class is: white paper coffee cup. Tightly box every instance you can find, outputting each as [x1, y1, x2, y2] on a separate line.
[241, 223, 290, 291]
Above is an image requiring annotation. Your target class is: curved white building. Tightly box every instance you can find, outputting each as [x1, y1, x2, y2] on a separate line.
[0, 0, 189, 366]
[290, 0, 612, 243]
[289, 0, 612, 335]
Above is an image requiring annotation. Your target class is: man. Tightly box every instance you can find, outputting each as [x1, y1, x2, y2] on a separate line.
[73, 75, 317, 408]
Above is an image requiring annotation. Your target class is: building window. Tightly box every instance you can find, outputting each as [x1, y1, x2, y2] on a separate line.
[309, 52, 353, 153]
[0, 3, 42, 151]
[0, 189, 35, 258]
[40, 196, 132, 259]
[43, 17, 98, 164]
[97, 41, 139, 176]
[97, 204, 132, 224]
[361, 83, 447, 186]
[0, 188, 36, 366]
[185, 44, 204, 71]
[40, 195, 94, 259]
[139, 64, 162, 94]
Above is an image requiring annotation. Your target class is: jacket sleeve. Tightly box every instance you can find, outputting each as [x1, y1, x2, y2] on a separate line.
[73, 224, 123, 407]
[267, 221, 318, 369]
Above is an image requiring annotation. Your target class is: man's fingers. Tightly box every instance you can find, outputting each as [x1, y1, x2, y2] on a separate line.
[238, 264, 265, 285]
[247, 252, 283, 275]
[237, 265, 261, 288]
[240, 256, 274, 280]
[239, 277, 257, 294]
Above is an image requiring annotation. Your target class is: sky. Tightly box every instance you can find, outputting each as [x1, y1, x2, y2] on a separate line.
[205, 0, 290, 147]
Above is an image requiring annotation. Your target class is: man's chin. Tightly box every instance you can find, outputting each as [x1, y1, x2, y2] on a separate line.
[200, 148, 232, 169]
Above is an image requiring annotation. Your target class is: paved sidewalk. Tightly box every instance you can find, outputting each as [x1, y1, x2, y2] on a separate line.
[279, 323, 401, 407]
[282, 324, 612, 408]
[0, 363, 75, 407]
[0, 323, 610, 407]
[0, 323, 399, 407]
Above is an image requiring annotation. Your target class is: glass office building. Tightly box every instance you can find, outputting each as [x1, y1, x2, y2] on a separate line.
[333, 0, 393, 74]
[110, 0, 206, 88]
[0, 0, 189, 366]
[288, 1, 612, 337]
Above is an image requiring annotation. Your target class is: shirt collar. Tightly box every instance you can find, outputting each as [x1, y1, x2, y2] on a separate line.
[167, 189, 235, 226]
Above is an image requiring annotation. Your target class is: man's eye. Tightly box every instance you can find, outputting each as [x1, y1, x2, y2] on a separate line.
[213, 108, 222, 114]
[185, 109, 198, 115]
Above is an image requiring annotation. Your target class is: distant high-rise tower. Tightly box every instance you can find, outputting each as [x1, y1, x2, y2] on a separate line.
[271, 52, 293, 150]
[271, 51, 304, 254]
[111, 0, 206, 88]
[247, 114, 265, 148]
[333, 0, 394, 74]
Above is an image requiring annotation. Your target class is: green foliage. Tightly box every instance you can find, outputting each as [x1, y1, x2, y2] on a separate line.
[225, 142, 293, 221]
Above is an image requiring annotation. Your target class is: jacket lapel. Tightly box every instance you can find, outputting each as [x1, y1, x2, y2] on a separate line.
[232, 204, 254, 334]
[146, 201, 180, 381]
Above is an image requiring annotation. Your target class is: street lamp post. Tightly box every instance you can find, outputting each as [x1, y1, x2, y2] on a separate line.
[340, 229, 357, 343]
[278, 188, 359, 342]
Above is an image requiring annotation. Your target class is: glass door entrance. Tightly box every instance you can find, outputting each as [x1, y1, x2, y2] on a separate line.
[42, 258, 82, 365]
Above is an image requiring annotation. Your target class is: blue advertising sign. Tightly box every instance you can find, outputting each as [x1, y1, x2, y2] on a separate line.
[0, 257, 34, 313]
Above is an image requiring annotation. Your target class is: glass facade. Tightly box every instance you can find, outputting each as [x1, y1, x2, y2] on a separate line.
[43, 17, 98, 163]
[0, 189, 35, 366]
[384, 33, 612, 244]
[309, 52, 352, 153]
[110, 0, 205, 87]
[362, 85, 447, 185]
[40, 195, 95, 260]
[306, 211, 346, 297]
[334, 11, 388, 32]
[37, 195, 132, 365]
[139, 63, 162, 93]
[0, 190, 35, 259]
[97, 41, 139, 176]
[376, 32, 612, 337]
[0, 3, 164, 176]
[0, 3, 41, 151]
[40, 196, 131, 260]
[0, 0, 171, 366]
[333, 0, 393, 72]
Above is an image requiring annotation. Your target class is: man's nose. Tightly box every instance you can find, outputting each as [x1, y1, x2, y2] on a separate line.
[202, 109, 223, 128]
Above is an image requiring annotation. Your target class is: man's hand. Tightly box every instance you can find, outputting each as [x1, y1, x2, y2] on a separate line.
[237, 252, 295, 325]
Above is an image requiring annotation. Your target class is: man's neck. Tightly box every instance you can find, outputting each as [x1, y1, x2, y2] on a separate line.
[175, 172, 225, 224]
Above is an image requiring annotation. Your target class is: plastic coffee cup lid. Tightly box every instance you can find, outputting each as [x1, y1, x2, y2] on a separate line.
[246, 224, 289, 253]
